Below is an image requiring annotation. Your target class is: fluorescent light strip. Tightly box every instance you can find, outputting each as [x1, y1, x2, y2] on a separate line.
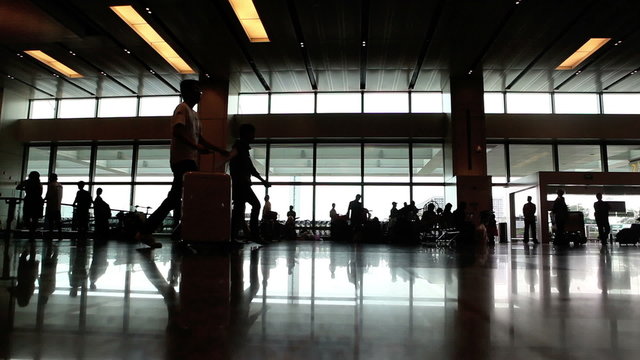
[228, 0, 270, 42]
[556, 38, 611, 70]
[24, 50, 83, 78]
[110, 5, 195, 74]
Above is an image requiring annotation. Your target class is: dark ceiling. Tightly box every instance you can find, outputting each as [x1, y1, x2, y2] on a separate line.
[1, 0, 640, 99]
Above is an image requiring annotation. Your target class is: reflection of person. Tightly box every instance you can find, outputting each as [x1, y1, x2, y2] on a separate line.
[93, 188, 111, 238]
[552, 189, 569, 244]
[44, 173, 63, 236]
[594, 193, 611, 250]
[16, 171, 43, 235]
[136, 79, 228, 248]
[72, 181, 93, 235]
[68, 242, 88, 297]
[229, 124, 270, 240]
[89, 241, 108, 290]
[523, 196, 538, 244]
[12, 242, 39, 307]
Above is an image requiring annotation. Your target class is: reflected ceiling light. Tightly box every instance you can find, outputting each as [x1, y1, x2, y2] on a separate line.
[556, 38, 611, 70]
[110, 5, 195, 74]
[228, 0, 270, 42]
[24, 50, 83, 78]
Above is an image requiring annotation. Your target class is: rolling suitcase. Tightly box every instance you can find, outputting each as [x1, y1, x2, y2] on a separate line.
[181, 172, 231, 243]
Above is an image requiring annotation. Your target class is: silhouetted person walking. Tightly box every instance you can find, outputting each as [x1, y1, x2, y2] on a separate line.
[136, 80, 228, 248]
[93, 188, 111, 238]
[594, 193, 611, 250]
[523, 196, 538, 244]
[230, 124, 270, 240]
[44, 173, 63, 237]
[16, 171, 43, 236]
[72, 181, 92, 235]
[552, 189, 569, 245]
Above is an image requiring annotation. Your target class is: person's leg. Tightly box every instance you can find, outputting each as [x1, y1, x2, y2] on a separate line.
[531, 220, 537, 243]
[603, 221, 611, 246]
[523, 219, 531, 242]
[247, 188, 261, 238]
[142, 160, 197, 235]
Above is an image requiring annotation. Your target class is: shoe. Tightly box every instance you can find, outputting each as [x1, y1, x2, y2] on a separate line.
[532, 239, 539, 244]
[135, 232, 162, 248]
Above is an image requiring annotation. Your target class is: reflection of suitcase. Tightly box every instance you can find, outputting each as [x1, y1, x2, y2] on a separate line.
[181, 172, 231, 243]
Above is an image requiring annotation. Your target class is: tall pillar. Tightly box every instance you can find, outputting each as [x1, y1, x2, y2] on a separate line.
[445, 72, 492, 222]
[197, 79, 230, 172]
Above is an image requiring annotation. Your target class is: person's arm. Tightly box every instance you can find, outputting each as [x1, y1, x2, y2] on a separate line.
[248, 158, 270, 187]
[199, 135, 230, 156]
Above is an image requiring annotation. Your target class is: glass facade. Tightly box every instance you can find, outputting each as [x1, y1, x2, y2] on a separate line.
[607, 145, 640, 172]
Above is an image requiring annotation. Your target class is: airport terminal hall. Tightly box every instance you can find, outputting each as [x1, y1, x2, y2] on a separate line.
[4, 0, 640, 359]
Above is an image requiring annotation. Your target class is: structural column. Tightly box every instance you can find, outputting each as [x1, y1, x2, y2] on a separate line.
[445, 72, 492, 223]
[197, 78, 230, 172]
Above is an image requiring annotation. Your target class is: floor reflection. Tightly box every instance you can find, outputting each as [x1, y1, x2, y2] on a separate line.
[2, 238, 640, 359]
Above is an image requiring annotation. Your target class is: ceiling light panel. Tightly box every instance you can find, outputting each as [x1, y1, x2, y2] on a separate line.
[228, 0, 270, 42]
[556, 38, 611, 70]
[24, 50, 83, 78]
[110, 5, 195, 74]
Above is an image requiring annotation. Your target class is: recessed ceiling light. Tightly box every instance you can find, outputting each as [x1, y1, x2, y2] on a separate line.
[228, 0, 270, 42]
[110, 5, 195, 74]
[556, 38, 611, 70]
[23, 50, 83, 78]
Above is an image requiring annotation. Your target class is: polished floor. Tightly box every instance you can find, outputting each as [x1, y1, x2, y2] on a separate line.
[1, 236, 640, 360]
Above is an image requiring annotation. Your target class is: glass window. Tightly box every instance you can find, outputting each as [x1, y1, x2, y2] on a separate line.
[94, 146, 133, 182]
[55, 146, 92, 183]
[505, 93, 552, 114]
[248, 144, 268, 179]
[412, 185, 446, 214]
[411, 92, 443, 113]
[136, 145, 172, 182]
[363, 92, 409, 113]
[58, 98, 96, 118]
[554, 93, 599, 114]
[486, 144, 507, 183]
[412, 144, 443, 183]
[270, 93, 314, 114]
[238, 94, 269, 114]
[509, 144, 553, 180]
[316, 93, 361, 113]
[364, 144, 409, 183]
[316, 144, 361, 182]
[98, 97, 138, 117]
[558, 145, 602, 172]
[315, 185, 361, 221]
[602, 94, 640, 114]
[363, 186, 410, 221]
[26, 146, 50, 178]
[139, 96, 180, 116]
[607, 145, 640, 172]
[269, 145, 313, 181]
[134, 185, 171, 213]
[268, 185, 313, 221]
[92, 185, 131, 213]
[29, 99, 56, 119]
[484, 93, 505, 114]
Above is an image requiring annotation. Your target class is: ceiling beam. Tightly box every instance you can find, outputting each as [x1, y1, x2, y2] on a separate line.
[56, 43, 137, 95]
[360, 0, 370, 90]
[30, 0, 179, 94]
[506, 0, 598, 90]
[286, 0, 317, 90]
[604, 66, 640, 91]
[211, 0, 270, 91]
[0, 71, 55, 97]
[555, 30, 638, 91]
[408, 0, 446, 90]
[467, 0, 524, 75]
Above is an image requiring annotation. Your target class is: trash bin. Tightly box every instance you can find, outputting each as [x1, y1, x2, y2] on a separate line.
[499, 222, 508, 243]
